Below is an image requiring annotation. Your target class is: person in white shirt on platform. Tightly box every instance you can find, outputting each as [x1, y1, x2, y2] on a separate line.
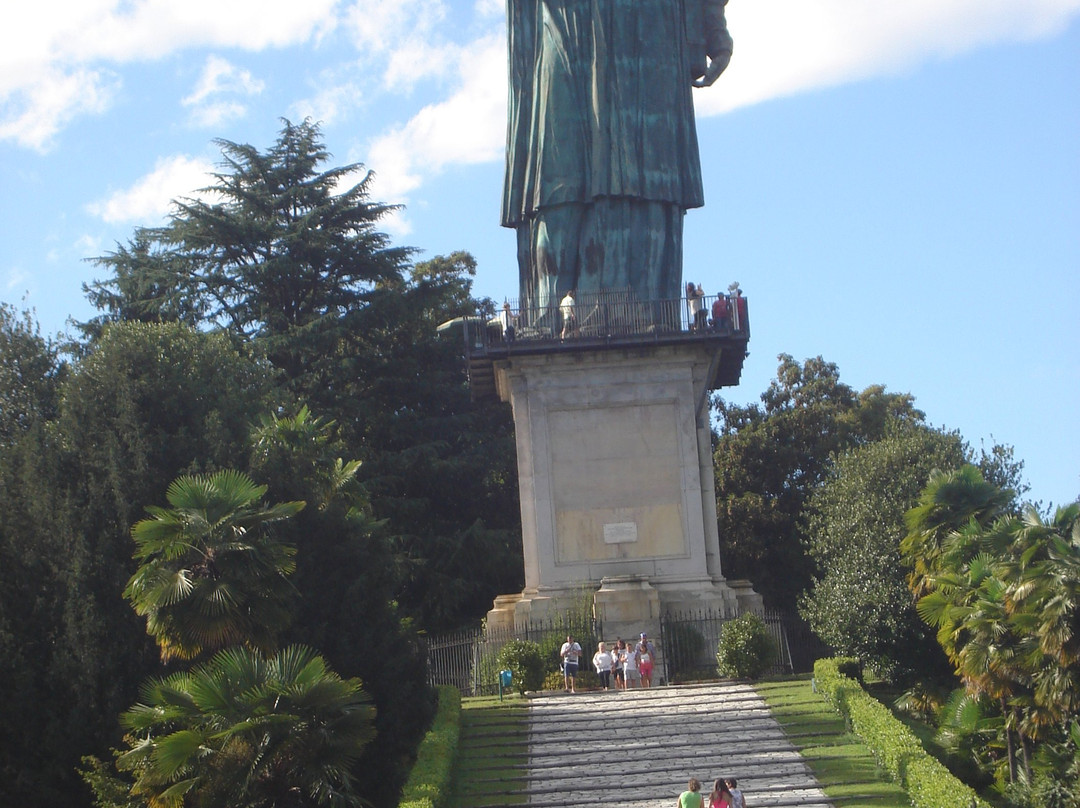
[622, 640, 641, 689]
[593, 642, 614, 690]
[560, 635, 582, 693]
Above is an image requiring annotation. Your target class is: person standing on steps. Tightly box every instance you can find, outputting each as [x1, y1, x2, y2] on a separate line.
[638, 632, 657, 688]
[560, 635, 582, 692]
[678, 778, 704, 808]
[707, 778, 733, 808]
[593, 641, 614, 690]
[622, 638, 642, 689]
[612, 638, 627, 690]
[725, 778, 745, 808]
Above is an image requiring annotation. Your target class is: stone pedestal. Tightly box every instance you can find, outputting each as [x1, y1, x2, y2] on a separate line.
[486, 340, 760, 633]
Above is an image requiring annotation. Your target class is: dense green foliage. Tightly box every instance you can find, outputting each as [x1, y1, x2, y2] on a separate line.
[902, 467, 1080, 799]
[115, 645, 375, 808]
[716, 613, 777, 679]
[800, 421, 965, 682]
[124, 470, 305, 661]
[814, 658, 991, 808]
[713, 354, 924, 608]
[496, 640, 546, 695]
[397, 687, 461, 808]
[0, 121, 515, 807]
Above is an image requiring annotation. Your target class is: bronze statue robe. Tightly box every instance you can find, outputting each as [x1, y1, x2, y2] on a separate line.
[502, 0, 731, 313]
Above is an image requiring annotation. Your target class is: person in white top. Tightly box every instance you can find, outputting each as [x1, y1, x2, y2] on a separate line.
[622, 640, 641, 688]
[593, 642, 614, 690]
[560, 635, 582, 692]
[559, 290, 576, 339]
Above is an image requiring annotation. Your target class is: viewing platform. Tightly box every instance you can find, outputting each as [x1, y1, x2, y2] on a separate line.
[442, 290, 750, 400]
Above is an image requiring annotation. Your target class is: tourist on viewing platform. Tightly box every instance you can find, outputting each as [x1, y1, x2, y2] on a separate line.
[694, 284, 708, 331]
[560, 289, 577, 339]
[638, 632, 657, 687]
[734, 287, 747, 332]
[593, 642, 614, 690]
[687, 281, 705, 331]
[710, 293, 728, 331]
[500, 300, 516, 344]
[560, 635, 582, 693]
[678, 778, 704, 808]
[707, 778, 733, 808]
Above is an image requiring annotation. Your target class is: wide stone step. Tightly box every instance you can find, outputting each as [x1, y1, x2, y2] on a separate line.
[520, 682, 834, 808]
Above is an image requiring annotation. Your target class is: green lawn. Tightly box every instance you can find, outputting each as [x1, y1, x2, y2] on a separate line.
[755, 676, 913, 808]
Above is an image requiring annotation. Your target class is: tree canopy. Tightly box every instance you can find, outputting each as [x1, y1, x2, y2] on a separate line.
[713, 353, 924, 608]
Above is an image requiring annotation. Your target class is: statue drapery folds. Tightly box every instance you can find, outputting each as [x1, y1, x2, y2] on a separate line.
[502, 0, 732, 313]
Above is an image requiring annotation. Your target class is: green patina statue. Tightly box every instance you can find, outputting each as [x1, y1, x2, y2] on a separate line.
[502, 0, 733, 314]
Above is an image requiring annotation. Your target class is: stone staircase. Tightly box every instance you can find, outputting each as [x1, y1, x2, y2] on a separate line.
[519, 681, 834, 808]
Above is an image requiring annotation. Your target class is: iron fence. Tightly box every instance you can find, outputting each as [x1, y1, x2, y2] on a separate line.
[424, 608, 828, 694]
[659, 608, 829, 682]
[422, 614, 602, 697]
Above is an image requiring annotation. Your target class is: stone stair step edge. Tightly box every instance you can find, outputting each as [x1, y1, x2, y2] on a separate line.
[524, 737, 804, 758]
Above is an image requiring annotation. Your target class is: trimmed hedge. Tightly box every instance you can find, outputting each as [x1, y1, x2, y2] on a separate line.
[398, 686, 461, 808]
[813, 658, 990, 808]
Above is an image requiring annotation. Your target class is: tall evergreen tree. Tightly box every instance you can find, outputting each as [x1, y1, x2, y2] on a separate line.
[713, 354, 923, 608]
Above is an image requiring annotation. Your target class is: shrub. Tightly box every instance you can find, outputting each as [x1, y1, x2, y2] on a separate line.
[398, 686, 460, 808]
[716, 613, 777, 679]
[813, 658, 991, 808]
[497, 640, 545, 695]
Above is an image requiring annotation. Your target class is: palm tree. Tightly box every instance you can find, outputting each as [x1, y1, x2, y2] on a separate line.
[124, 470, 305, 661]
[1000, 503, 1080, 726]
[902, 464, 1012, 598]
[117, 644, 375, 808]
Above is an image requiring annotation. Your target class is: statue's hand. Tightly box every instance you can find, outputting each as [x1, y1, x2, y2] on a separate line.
[692, 50, 731, 88]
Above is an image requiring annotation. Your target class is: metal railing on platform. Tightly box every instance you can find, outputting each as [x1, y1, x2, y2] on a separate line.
[443, 289, 750, 355]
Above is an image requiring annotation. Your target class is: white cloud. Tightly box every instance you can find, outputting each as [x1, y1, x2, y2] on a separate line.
[182, 55, 264, 127]
[695, 0, 1080, 116]
[0, 66, 117, 151]
[3, 267, 30, 293]
[0, 0, 338, 148]
[183, 55, 264, 106]
[473, 0, 503, 19]
[292, 79, 366, 126]
[343, 0, 447, 54]
[86, 155, 215, 225]
[367, 32, 505, 201]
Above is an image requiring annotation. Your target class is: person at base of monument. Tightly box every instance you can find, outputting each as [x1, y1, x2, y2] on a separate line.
[612, 639, 627, 690]
[560, 635, 582, 692]
[622, 639, 642, 688]
[678, 778, 704, 808]
[638, 632, 657, 688]
[593, 641, 614, 690]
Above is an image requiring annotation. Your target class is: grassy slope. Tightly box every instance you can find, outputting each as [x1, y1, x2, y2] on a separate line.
[754, 676, 912, 808]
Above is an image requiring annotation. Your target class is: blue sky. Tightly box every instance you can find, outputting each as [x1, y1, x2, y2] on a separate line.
[1, 1, 1078, 506]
